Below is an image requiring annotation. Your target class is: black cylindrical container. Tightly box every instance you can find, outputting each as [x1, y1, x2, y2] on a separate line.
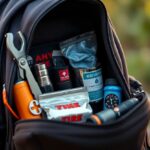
[52, 50, 73, 91]
[87, 98, 139, 125]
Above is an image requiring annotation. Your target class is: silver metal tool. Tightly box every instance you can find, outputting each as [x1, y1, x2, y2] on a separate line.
[35, 63, 54, 93]
[6, 31, 42, 100]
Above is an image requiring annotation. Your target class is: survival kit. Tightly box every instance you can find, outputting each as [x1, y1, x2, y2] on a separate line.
[4, 31, 138, 124]
[0, 1, 150, 150]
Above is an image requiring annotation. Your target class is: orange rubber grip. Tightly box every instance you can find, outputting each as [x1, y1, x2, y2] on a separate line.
[90, 115, 102, 125]
[13, 81, 42, 119]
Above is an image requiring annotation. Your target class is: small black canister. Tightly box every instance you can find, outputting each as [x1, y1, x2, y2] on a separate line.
[52, 50, 73, 91]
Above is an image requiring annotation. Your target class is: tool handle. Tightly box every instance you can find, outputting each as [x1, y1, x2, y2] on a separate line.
[19, 58, 42, 100]
[13, 81, 42, 119]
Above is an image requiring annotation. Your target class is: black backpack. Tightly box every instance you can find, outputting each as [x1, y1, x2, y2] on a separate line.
[0, 1, 150, 150]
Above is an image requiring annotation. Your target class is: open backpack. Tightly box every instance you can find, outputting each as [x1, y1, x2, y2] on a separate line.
[0, 0, 150, 150]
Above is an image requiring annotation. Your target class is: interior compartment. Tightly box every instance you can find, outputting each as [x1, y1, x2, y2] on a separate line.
[29, 1, 116, 79]
[28, 1, 126, 114]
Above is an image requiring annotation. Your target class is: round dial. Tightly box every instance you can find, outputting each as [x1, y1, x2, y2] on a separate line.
[105, 94, 119, 109]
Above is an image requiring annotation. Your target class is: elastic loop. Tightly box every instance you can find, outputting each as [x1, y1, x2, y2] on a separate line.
[2, 85, 20, 120]
[91, 115, 102, 125]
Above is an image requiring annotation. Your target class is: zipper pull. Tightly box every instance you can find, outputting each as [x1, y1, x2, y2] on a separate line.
[130, 78, 145, 99]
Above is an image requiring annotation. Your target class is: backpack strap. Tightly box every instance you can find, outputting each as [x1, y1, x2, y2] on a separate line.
[0, 2, 33, 149]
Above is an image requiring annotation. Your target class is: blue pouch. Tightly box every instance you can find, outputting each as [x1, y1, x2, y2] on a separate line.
[60, 31, 97, 69]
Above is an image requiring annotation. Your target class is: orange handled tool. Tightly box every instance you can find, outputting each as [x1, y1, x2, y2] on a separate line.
[13, 81, 42, 119]
[5, 31, 42, 120]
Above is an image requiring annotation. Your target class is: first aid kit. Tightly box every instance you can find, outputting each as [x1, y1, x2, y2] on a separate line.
[39, 87, 92, 123]
[0, 1, 150, 150]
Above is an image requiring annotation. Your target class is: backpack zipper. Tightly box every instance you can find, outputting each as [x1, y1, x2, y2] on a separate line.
[130, 79, 145, 99]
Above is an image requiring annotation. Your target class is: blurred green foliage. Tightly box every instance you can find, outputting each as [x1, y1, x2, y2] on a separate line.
[103, 0, 150, 92]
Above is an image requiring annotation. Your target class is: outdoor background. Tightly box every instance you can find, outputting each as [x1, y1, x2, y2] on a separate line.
[103, 0, 150, 93]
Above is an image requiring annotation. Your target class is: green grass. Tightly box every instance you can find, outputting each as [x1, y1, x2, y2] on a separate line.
[126, 48, 150, 92]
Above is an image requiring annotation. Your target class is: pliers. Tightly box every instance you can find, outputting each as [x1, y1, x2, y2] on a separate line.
[6, 31, 42, 100]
